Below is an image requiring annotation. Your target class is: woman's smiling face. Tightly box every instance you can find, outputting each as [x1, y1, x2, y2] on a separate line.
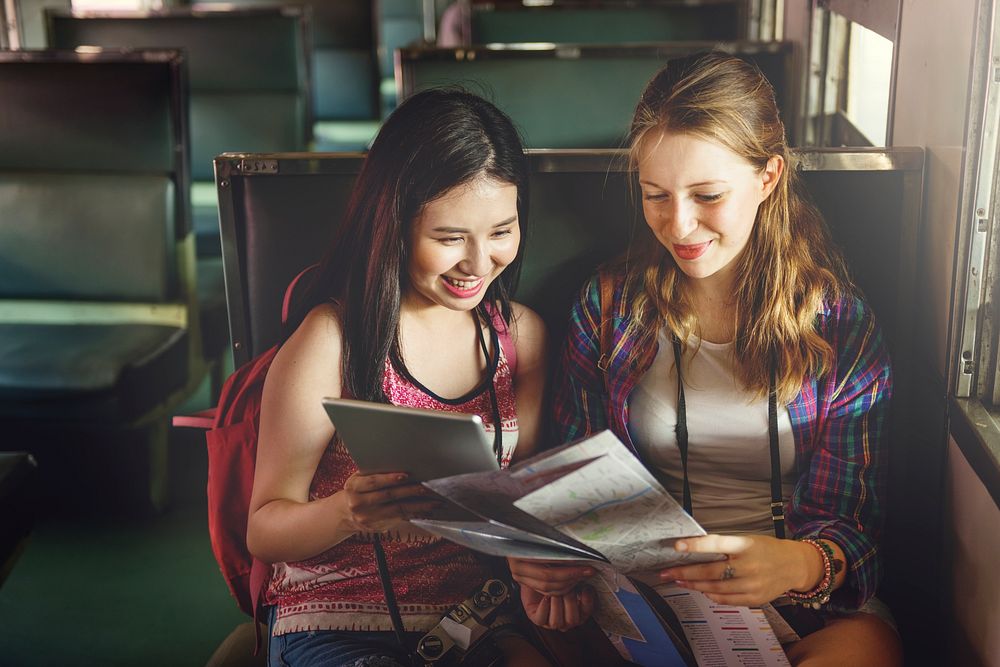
[405, 176, 520, 312]
[638, 131, 781, 292]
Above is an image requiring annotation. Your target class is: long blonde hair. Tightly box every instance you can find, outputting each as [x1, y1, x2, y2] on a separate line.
[624, 51, 851, 402]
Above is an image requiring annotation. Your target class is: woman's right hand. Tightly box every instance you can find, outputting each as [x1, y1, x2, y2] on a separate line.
[508, 558, 598, 631]
[519, 582, 596, 631]
[337, 471, 440, 534]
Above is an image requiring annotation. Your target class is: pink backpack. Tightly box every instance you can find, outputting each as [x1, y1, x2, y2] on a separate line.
[198, 266, 315, 622]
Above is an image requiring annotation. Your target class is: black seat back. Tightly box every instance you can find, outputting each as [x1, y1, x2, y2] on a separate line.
[215, 148, 921, 369]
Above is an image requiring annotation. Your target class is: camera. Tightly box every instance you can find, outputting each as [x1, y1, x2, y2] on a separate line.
[416, 578, 510, 666]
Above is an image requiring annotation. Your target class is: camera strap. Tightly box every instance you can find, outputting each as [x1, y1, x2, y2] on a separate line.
[372, 535, 416, 656]
[372, 309, 506, 665]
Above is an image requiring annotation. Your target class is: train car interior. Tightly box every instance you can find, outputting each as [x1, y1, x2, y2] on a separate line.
[0, 1, 997, 666]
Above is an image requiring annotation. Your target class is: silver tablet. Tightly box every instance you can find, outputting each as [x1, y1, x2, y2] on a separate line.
[321, 397, 500, 482]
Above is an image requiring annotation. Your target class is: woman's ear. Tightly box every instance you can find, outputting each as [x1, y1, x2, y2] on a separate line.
[760, 155, 785, 201]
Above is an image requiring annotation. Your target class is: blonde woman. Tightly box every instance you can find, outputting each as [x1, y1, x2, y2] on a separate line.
[511, 52, 902, 666]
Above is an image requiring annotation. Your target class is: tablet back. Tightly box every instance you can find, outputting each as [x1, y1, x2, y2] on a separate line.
[322, 397, 500, 482]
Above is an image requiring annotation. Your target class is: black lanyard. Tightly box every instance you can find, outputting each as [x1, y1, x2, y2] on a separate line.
[671, 339, 786, 539]
[474, 308, 504, 467]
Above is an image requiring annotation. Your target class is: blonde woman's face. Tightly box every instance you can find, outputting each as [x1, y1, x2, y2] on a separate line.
[637, 131, 782, 292]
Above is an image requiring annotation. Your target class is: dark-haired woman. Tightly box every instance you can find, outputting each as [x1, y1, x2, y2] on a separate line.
[246, 89, 549, 667]
[513, 53, 903, 666]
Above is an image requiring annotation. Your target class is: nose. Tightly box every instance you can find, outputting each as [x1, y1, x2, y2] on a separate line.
[458, 240, 493, 277]
[656, 198, 698, 241]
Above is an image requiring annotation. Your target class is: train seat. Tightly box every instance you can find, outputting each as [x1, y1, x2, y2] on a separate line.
[0, 50, 199, 511]
[468, 1, 745, 44]
[204, 148, 923, 660]
[45, 6, 313, 258]
[186, 0, 381, 151]
[46, 7, 313, 385]
[397, 41, 795, 148]
[0, 452, 38, 590]
[378, 0, 429, 116]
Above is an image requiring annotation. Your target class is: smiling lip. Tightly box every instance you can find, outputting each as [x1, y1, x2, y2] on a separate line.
[441, 276, 485, 298]
[673, 241, 712, 260]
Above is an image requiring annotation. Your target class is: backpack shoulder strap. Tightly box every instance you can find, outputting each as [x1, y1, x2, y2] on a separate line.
[487, 303, 517, 376]
[596, 270, 615, 376]
[281, 263, 319, 325]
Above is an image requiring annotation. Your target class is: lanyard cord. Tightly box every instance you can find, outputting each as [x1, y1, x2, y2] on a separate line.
[474, 308, 504, 467]
[373, 309, 505, 660]
[671, 339, 786, 539]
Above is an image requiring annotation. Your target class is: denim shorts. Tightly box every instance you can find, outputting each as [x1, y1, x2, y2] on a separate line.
[267, 607, 422, 667]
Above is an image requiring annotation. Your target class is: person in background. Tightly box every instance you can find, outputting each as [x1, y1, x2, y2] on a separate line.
[247, 87, 550, 667]
[511, 52, 903, 666]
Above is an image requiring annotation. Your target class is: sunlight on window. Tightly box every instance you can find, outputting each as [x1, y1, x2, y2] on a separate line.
[71, 0, 146, 9]
[846, 23, 893, 146]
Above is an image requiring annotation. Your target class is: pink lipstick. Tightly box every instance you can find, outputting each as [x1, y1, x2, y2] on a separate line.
[673, 241, 712, 260]
[441, 276, 485, 298]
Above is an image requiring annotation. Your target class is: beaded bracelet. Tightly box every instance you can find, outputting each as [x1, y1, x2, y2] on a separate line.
[785, 538, 836, 609]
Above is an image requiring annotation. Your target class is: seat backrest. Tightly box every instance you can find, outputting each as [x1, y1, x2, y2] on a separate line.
[214, 148, 922, 369]
[187, 0, 378, 120]
[398, 42, 794, 147]
[0, 49, 189, 305]
[46, 8, 311, 181]
[470, 1, 745, 44]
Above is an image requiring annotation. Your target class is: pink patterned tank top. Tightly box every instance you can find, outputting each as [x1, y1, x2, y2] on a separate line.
[266, 319, 519, 636]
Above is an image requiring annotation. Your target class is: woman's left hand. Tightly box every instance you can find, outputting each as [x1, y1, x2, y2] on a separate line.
[658, 534, 823, 607]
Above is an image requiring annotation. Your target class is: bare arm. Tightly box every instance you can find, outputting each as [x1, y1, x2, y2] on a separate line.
[509, 302, 548, 461]
[246, 305, 433, 564]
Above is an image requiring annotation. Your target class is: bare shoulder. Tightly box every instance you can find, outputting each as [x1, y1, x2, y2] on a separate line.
[267, 302, 344, 395]
[509, 302, 547, 340]
[509, 302, 547, 363]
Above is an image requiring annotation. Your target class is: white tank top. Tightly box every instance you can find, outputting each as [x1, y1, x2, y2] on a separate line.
[628, 328, 797, 536]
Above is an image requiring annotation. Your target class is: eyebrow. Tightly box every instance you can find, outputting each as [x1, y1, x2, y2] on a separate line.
[638, 179, 728, 188]
[430, 215, 518, 233]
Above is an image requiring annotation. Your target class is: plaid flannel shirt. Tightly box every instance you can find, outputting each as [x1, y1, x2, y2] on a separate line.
[553, 271, 892, 609]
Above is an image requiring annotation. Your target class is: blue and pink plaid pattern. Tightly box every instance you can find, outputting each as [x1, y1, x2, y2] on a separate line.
[553, 271, 892, 610]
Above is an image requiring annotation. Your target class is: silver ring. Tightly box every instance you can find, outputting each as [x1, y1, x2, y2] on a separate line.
[721, 565, 736, 581]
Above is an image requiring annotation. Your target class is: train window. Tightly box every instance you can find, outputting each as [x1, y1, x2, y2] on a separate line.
[70, 0, 148, 9]
[845, 24, 892, 146]
[952, 0, 1000, 497]
[803, 1, 898, 147]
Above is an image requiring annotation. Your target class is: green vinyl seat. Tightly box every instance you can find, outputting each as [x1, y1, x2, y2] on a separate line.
[183, 0, 380, 151]
[47, 7, 312, 381]
[397, 41, 794, 148]
[46, 6, 312, 258]
[0, 49, 197, 510]
[469, 0, 745, 44]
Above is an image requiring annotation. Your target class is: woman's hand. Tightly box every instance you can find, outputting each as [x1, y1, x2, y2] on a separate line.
[509, 558, 598, 631]
[507, 558, 596, 596]
[337, 472, 440, 534]
[657, 534, 827, 607]
[519, 582, 596, 631]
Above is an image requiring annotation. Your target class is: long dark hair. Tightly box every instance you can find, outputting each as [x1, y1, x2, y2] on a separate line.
[284, 88, 529, 402]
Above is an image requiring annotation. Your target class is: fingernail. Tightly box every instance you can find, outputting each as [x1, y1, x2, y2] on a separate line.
[396, 474, 407, 481]
[675, 580, 688, 587]
[675, 541, 688, 552]
[659, 571, 674, 581]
